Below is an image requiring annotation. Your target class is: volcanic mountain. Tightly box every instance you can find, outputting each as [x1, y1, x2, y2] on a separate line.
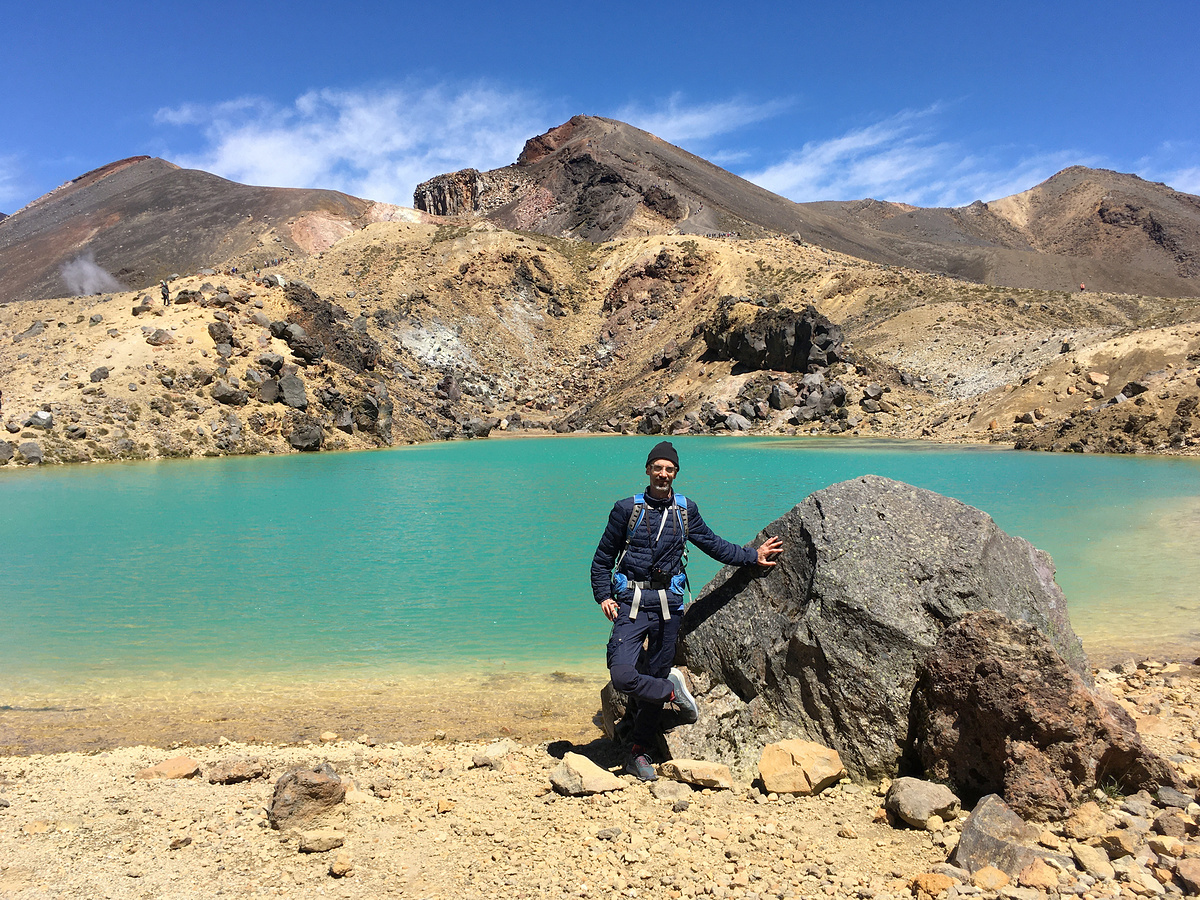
[415, 115, 1200, 298]
[0, 156, 430, 304]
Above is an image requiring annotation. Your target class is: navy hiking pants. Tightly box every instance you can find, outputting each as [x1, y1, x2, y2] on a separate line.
[606, 592, 683, 746]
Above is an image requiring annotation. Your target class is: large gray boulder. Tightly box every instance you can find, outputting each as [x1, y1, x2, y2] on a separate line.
[670, 475, 1087, 780]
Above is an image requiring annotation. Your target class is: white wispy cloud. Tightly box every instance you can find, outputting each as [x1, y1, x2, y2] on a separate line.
[155, 83, 557, 206]
[0, 155, 26, 211]
[1135, 142, 1200, 196]
[1162, 167, 1200, 195]
[746, 109, 1092, 207]
[152, 82, 1199, 216]
[617, 93, 790, 143]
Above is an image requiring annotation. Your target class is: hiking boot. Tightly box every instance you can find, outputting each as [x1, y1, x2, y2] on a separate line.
[668, 667, 698, 724]
[624, 746, 657, 781]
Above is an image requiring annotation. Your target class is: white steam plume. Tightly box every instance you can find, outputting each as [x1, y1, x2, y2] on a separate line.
[60, 252, 126, 296]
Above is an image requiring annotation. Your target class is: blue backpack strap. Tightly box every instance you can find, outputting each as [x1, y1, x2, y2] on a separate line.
[628, 494, 646, 535]
[673, 493, 688, 542]
[615, 494, 645, 572]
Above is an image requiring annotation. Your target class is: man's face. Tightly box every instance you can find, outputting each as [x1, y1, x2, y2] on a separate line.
[646, 459, 678, 496]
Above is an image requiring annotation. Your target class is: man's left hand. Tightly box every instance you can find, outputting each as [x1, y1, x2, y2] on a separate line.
[756, 535, 783, 567]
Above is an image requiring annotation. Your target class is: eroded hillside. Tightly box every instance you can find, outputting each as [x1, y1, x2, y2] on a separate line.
[4, 220, 1200, 467]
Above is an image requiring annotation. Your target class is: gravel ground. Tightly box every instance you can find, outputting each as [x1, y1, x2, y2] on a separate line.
[1, 663, 1197, 900]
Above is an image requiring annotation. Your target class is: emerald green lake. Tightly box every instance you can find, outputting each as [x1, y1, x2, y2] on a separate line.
[3, 436, 1199, 702]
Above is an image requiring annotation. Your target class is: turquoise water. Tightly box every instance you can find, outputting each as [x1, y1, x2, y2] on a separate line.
[2, 436, 1200, 699]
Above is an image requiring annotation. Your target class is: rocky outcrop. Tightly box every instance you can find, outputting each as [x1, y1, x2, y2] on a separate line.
[911, 610, 1183, 820]
[211, 380, 249, 406]
[668, 475, 1088, 780]
[413, 169, 485, 217]
[282, 283, 377, 372]
[701, 300, 844, 373]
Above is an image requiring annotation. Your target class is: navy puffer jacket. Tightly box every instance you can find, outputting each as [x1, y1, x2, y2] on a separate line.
[590, 488, 758, 604]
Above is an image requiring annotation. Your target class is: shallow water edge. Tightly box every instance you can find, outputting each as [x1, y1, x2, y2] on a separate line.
[2, 629, 1193, 757]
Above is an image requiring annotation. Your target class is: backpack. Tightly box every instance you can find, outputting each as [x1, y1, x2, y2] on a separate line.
[614, 493, 690, 596]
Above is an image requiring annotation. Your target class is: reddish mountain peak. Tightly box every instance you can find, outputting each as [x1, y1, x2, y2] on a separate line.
[516, 116, 599, 165]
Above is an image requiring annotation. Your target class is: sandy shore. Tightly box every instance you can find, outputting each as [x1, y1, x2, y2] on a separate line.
[1, 662, 1198, 899]
[0, 670, 611, 757]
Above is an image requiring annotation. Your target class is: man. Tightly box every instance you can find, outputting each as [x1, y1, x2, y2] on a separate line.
[591, 440, 783, 780]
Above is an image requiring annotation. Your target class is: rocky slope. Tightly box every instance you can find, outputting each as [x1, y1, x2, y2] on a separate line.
[415, 116, 1200, 298]
[5, 118, 1200, 467]
[0, 156, 433, 305]
[4, 218, 1200, 467]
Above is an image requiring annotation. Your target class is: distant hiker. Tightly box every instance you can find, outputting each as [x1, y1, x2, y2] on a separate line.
[160, 280, 170, 306]
[590, 441, 783, 781]
[1080, 283, 1086, 292]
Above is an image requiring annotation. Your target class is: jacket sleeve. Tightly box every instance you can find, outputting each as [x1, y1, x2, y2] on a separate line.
[591, 499, 631, 603]
[686, 500, 758, 567]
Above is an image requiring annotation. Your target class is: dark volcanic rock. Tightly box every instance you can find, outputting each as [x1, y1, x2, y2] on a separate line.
[282, 283, 379, 372]
[258, 378, 280, 404]
[257, 352, 284, 373]
[14, 320, 46, 342]
[16, 441, 43, 465]
[463, 417, 494, 439]
[669, 475, 1088, 780]
[207, 321, 234, 345]
[911, 610, 1182, 820]
[0, 440, 12, 463]
[702, 301, 843, 373]
[267, 763, 344, 829]
[90, 366, 110, 382]
[287, 335, 325, 363]
[283, 323, 308, 343]
[279, 374, 308, 410]
[146, 328, 174, 346]
[210, 380, 249, 406]
[288, 420, 323, 451]
[768, 382, 798, 410]
[952, 794, 1073, 876]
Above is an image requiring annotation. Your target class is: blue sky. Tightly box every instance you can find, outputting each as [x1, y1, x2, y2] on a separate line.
[2, 0, 1197, 215]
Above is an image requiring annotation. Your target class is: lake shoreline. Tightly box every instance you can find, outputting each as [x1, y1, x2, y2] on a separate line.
[2, 638, 1197, 757]
[7, 425, 1200, 474]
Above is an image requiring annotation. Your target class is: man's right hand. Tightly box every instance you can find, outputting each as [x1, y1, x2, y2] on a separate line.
[600, 598, 619, 621]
